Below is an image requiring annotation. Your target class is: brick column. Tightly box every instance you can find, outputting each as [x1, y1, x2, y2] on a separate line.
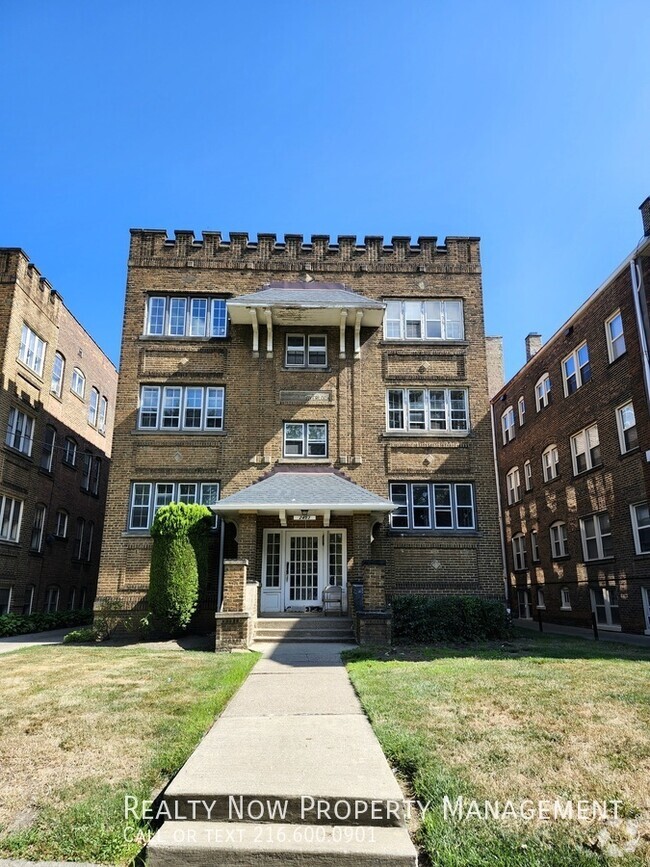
[215, 559, 251, 651]
[356, 559, 392, 646]
[236, 514, 259, 580]
[352, 513, 372, 577]
[362, 559, 386, 610]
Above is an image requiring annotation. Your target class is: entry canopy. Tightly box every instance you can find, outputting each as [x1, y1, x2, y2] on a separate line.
[212, 468, 394, 527]
[227, 281, 385, 328]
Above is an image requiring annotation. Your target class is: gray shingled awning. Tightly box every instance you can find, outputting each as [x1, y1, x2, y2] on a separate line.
[227, 281, 385, 329]
[213, 470, 394, 526]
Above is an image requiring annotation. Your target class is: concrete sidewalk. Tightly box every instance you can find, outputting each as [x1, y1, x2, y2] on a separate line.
[0, 628, 72, 656]
[515, 620, 650, 647]
[148, 641, 417, 865]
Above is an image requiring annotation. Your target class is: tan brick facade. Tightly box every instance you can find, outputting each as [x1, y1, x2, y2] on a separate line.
[97, 230, 503, 623]
[493, 233, 650, 636]
[0, 249, 117, 615]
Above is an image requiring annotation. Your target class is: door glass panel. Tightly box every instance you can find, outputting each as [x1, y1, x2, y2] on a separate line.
[329, 532, 344, 586]
[265, 533, 281, 588]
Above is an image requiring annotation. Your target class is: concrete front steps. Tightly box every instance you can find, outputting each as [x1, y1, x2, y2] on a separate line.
[148, 821, 416, 865]
[254, 615, 355, 643]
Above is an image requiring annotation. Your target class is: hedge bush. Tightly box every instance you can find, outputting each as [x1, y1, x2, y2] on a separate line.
[148, 502, 212, 633]
[0, 608, 93, 638]
[63, 626, 102, 644]
[392, 595, 511, 643]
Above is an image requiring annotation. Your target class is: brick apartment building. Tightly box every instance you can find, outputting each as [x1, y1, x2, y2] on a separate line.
[492, 200, 650, 636]
[96, 229, 503, 643]
[0, 250, 117, 616]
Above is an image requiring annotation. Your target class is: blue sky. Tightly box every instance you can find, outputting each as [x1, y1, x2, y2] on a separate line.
[2, 1, 649, 377]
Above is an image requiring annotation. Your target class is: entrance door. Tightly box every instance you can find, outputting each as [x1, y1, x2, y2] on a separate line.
[590, 587, 621, 629]
[261, 530, 347, 613]
[286, 533, 320, 609]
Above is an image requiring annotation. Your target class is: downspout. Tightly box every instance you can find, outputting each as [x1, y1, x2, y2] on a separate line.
[630, 259, 650, 417]
[490, 401, 509, 606]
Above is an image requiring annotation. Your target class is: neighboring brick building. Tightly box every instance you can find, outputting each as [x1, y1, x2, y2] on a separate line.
[493, 200, 650, 636]
[0, 249, 117, 616]
[96, 229, 503, 642]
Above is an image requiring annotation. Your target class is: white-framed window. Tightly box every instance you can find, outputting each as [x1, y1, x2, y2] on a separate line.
[283, 422, 327, 457]
[531, 530, 540, 563]
[630, 502, 650, 555]
[536, 587, 545, 608]
[18, 324, 46, 376]
[570, 423, 601, 474]
[560, 586, 572, 610]
[550, 521, 568, 558]
[71, 367, 86, 399]
[63, 437, 77, 466]
[92, 457, 101, 496]
[642, 587, 650, 634]
[88, 387, 99, 426]
[0, 587, 12, 615]
[24, 584, 35, 615]
[580, 512, 613, 561]
[98, 396, 108, 435]
[605, 310, 626, 363]
[383, 299, 464, 340]
[542, 444, 559, 482]
[6, 407, 34, 456]
[40, 425, 56, 472]
[616, 401, 638, 454]
[55, 509, 68, 539]
[518, 396, 526, 426]
[518, 588, 532, 619]
[0, 495, 23, 543]
[50, 352, 65, 397]
[137, 385, 225, 431]
[387, 388, 469, 433]
[285, 334, 328, 368]
[84, 521, 94, 562]
[501, 406, 516, 444]
[506, 466, 521, 505]
[145, 296, 228, 338]
[68, 587, 76, 611]
[128, 481, 220, 530]
[45, 585, 59, 613]
[73, 517, 85, 560]
[524, 460, 533, 491]
[389, 482, 475, 531]
[535, 373, 551, 411]
[30, 504, 46, 552]
[512, 534, 527, 571]
[591, 586, 620, 628]
[81, 451, 93, 492]
[562, 343, 591, 395]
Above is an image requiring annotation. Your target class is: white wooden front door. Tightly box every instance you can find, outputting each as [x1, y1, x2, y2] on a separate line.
[286, 533, 320, 608]
[261, 529, 347, 613]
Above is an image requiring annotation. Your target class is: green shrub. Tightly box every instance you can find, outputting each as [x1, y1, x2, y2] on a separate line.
[148, 502, 212, 633]
[0, 608, 93, 638]
[63, 626, 101, 644]
[392, 595, 511, 643]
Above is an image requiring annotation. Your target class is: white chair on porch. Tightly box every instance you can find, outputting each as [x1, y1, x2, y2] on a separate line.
[322, 584, 343, 616]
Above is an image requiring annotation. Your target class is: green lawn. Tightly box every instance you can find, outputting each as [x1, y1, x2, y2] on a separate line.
[0, 644, 259, 864]
[346, 632, 650, 867]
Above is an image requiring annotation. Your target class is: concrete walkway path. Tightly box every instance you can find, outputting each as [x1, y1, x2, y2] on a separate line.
[0, 628, 72, 656]
[148, 641, 417, 865]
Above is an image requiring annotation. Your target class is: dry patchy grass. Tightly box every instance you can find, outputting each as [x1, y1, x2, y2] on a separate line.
[0, 643, 258, 863]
